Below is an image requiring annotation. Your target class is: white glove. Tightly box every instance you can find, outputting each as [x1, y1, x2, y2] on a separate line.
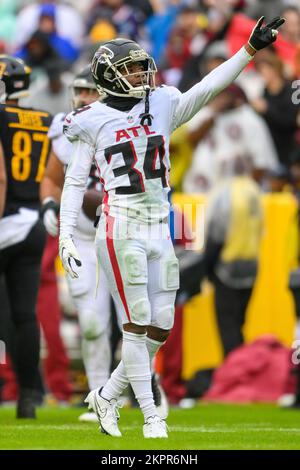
[43, 209, 59, 237]
[41, 197, 59, 237]
[59, 237, 82, 279]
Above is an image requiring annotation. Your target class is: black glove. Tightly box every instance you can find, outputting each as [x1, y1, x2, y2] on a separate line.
[248, 16, 285, 51]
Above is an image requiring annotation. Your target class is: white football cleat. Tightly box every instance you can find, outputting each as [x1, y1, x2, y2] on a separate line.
[278, 393, 296, 408]
[78, 411, 99, 423]
[84, 389, 122, 437]
[143, 415, 168, 438]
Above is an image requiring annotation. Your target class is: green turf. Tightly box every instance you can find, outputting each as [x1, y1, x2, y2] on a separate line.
[0, 403, 300, 450]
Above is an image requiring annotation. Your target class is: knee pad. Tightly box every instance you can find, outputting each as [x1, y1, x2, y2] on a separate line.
[130, 298, 151, 326]
[78, 309, 104, 340]
[160, 255, 180, 292]
[152, 305, 175, 330]
[123, 251, 150, 325]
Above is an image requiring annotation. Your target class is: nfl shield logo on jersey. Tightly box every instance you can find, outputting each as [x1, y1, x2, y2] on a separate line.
[127, 115, 134, 124]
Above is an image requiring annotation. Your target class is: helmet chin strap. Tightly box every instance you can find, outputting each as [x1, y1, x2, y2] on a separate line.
[139, 88, 153, 126]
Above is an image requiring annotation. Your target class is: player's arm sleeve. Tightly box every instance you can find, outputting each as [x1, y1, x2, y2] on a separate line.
[171, 47, 253, 131]
[59, 139, 94, 239]
[63, 112, 94, 145]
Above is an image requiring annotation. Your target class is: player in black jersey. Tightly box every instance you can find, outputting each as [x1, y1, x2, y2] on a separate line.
[0, 55, 52, 418]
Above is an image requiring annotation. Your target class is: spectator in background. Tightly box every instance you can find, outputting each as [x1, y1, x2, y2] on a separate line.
[252, 53, 300, 167]
[14, 1, 84, 52]
[37, 3, 79, 63]
[169, 125, 193, 192]
[224, 4, 298, 74]
[16, 5, 79, 66]
[65, 0, 95, 15]
[15, 31, 61, 76]
[267, 164, 290, 192]
[235, 45, 274, 100]
[280, 5, 300, 45]
[0, 0, 18, 49]
[20, 59, 71, 115]
[88, 18, 117, 45]
[179, 40, 230, 92]
[145, 0, 180, 64]
[183, 84, 278, 193]
[245, 0, 286, 20]
[87, 0, 149, 49]
[203, 155, 263, 357]
[127, 0, 154, 19]
[160, 6, 202, 86]
[178, 1, 248, 92]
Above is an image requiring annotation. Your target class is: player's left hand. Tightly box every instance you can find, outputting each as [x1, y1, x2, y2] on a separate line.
[40, 197, 60, 237]
[59, 237, 82, 279]
[248, 16, 285, 51]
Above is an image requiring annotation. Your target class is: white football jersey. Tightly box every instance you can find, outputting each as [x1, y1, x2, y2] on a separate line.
[64, 87, 178, 224]
[48, 113, 101, 239]
[60, 47, 253, 237]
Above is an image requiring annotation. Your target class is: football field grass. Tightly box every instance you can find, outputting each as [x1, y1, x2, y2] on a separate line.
[1, 403, 300, 450]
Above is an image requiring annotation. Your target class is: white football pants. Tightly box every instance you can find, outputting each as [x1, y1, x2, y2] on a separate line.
[95, 214, 179, 329]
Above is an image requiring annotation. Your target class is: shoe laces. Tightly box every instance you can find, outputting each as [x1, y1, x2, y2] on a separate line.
[145, 415, 162, 425]
[145, 415, 168, 434]
[110, 398, 123, 421]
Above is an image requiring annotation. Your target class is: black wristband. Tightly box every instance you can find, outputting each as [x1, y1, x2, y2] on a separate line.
[40, 199, 60, 218]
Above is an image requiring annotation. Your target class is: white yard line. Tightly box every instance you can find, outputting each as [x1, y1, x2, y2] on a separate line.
[2, 424, 300, 434]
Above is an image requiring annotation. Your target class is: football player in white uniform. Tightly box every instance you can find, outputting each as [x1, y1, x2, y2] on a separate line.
[59, 17, 285, 438]
[40, 67, 112, 422]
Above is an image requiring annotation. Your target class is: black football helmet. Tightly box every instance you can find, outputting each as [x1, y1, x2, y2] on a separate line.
[0, 55, 31, 100]
[91, 38, 157, 99]
[71, 64, 98, 108]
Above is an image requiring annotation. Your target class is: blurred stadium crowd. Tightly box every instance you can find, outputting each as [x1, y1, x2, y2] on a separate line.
[1, 0, 300, 411]
[0, 0, 298, 187]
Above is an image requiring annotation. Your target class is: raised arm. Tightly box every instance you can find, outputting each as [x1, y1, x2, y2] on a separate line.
[172, 16, 285, 130]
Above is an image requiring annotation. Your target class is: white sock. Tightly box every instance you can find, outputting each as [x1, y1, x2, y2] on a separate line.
[100, 360, 128, 401]
[101, 334, 163, 402]
[146, 336, 164, 372]
[121, 331, 156, 420]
